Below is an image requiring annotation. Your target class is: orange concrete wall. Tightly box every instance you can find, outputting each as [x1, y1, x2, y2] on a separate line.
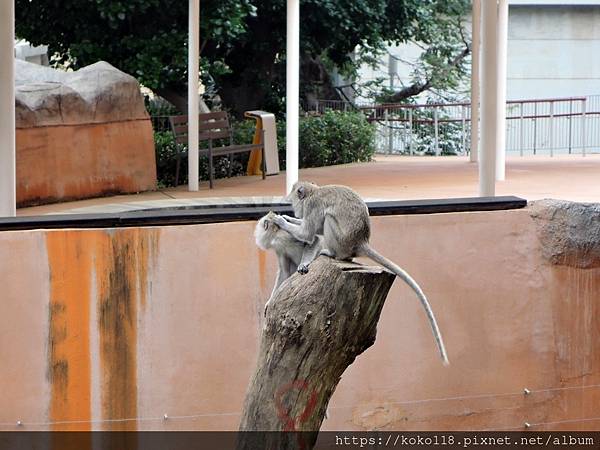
[16, 119, 156, 206]
[0, 208, 598, 431]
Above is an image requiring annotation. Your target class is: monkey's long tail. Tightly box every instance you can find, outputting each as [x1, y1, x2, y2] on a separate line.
[359, 244, 449, 366]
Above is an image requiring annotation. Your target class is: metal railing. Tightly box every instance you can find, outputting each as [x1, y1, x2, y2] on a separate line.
[308, 96, 600, 156]
[308, 99, 355, 114]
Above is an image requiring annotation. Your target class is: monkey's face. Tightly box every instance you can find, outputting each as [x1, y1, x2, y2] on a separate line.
[254, 212, 280, 250]
[287, 181, 317, 218]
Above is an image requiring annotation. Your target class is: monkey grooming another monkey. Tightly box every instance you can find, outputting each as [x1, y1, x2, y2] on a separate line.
[272, 182, 449, 365]
[255, 212, 323, 313]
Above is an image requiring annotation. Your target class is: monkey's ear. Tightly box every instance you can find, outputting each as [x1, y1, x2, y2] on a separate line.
[297, 185, 306, 199]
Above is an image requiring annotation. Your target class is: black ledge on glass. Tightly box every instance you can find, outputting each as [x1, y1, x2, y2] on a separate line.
[0, 196, 527, 232]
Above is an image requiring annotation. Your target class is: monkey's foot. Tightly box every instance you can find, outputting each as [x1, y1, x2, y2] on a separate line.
[297, 264, 309, 275]
[319, 249, 335, 258]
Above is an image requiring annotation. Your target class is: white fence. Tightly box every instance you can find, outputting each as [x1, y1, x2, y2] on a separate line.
[309, 96, 600, 156]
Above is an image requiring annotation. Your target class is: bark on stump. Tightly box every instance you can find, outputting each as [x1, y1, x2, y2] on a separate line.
[238, 256, 395, 450]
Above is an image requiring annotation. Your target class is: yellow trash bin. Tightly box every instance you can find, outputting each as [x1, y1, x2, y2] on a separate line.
[245, 110, 280, 176]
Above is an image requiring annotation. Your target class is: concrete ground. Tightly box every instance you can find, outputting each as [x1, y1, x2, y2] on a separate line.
[18, 155, 600, 215]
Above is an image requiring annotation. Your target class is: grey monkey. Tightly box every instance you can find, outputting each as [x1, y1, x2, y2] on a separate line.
[255, 211, 323, 313]
[271, 181, 449, 365]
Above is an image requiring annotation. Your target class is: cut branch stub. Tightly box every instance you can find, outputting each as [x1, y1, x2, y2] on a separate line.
[238, 256, 395, 450]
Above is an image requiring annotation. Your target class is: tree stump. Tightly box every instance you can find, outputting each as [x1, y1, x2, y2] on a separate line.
[237, 256, 395, 450]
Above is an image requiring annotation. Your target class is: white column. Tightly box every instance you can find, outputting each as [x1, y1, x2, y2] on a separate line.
[495, 0, 508, 181]
[479, 0, 498, 197]
[582, 99, 587, 156]
[470, 0, 481, 163]
[0, 0, 16, 216]
[286, 0, 300, 194]
[188, 0, 200, 191]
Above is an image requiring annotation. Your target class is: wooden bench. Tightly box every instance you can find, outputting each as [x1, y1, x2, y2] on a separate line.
[169, 112, 265, 188]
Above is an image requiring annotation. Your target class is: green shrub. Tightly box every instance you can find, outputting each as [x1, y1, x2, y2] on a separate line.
[154, 131, 183, 188]
[299, 111, 375, 168]
[144, 95, 178, 117]
[229, 112, 374, 171]
[153, 131, 245, 188]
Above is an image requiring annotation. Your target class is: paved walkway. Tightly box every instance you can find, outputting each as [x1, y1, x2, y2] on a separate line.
[18, 155, 600, 215]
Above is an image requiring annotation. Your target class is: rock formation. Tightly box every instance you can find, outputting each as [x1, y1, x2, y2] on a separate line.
[15, 60, 149, 128]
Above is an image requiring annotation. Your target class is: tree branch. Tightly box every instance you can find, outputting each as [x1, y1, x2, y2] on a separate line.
[385, 44, 470, 103]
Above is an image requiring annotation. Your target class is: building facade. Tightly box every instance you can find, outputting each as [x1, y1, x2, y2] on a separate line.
[357, 1, 600, 102]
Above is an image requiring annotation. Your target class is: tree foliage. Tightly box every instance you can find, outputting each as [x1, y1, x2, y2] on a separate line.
[15, 0, 470, 115]
[16, 0, 255, 111]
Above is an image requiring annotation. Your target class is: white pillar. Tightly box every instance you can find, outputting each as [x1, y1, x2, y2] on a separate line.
[479, 0, 498, 197]
[0, 0, 16, 216]
[495, 0, 508, 181]
[470, 0, 481, 163]
[188, 0, 200, 191]
[286, 0, 300, 194]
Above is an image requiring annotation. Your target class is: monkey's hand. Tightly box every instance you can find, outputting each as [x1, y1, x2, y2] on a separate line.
[271, 214, 289, 230]
[282, 215, 303, 225]
[297, 264, 309, 275]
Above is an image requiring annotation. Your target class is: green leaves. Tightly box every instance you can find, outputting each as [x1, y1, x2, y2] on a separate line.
[300, 111, 376, 168]
[15, 0, 252, 102]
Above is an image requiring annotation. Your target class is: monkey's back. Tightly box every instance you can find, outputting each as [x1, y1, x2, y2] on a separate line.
[319, 185, 370, 253]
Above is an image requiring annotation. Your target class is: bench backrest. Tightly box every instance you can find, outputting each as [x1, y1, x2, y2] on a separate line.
[169, 112, 232, 145]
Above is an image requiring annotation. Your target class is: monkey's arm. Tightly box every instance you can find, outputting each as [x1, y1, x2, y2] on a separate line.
[273, 254, 293, 292]
[272, 215, 316, 245]
[271, 269, 284, 296]
[265, 254, 293, 316]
